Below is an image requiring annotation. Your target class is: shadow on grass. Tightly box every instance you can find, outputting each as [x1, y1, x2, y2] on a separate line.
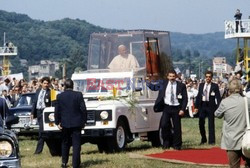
[18, 135, 38, 141]
[83, 150, 99, 155]
[183, 140, 219, 150]
[80, 159, 110, 168]
[80, 143, 153, 155]
[125, 143, 152, 152]
[79, 141, 153, 155]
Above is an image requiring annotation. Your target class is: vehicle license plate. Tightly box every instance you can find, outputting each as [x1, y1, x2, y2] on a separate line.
[19, 117, 30, 124]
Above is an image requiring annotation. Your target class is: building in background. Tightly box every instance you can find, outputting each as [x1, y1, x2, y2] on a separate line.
[28, 60, 59, 80]
[213, 57, 233, 77]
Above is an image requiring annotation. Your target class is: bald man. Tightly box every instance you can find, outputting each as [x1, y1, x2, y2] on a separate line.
[108, 45, 139, 71]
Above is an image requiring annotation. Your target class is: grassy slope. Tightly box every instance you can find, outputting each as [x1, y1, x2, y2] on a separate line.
[19, 118, 225, 168]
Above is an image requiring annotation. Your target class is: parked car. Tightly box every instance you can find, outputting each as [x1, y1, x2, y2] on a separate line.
[0, 127, 21, 167]
[10, 92, 38, 134]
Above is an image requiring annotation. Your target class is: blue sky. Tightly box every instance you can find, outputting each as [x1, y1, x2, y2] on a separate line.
[1, 0, 250, 34]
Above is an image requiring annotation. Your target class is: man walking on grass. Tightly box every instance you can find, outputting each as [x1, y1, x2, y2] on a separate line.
[55, 79, 87, 168]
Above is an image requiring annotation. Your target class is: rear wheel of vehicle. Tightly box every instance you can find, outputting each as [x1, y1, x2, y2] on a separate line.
[149, 128, 163, 147]
[46, 139, 62, 156]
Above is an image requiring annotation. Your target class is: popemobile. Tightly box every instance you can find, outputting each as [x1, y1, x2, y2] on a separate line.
[41, 30, 173, 155]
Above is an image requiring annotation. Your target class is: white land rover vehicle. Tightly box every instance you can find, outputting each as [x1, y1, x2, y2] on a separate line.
[42, 30, 173, 155]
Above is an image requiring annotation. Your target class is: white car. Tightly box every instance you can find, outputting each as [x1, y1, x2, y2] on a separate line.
[42, 30, 172, 155]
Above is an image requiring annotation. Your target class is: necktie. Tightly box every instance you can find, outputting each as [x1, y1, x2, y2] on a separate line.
[203, 84, 208, 101]
[38, 90, 45, 109]
[170, 82, 174, 104]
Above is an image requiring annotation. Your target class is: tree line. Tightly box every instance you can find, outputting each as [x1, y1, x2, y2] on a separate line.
[0, 10, 237, 79]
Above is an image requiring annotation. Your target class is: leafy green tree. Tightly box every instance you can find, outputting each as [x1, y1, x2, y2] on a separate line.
[0, 10, 238, 79]
[193, 50, 200, 58]
[172, 48, 183, 61]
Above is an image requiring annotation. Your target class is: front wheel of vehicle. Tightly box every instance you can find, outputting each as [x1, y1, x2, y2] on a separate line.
[99, 120, 127, 153]
[46, 139, 62, 156]
[97, 139, 108, 153]
[113, 120, 127, 151]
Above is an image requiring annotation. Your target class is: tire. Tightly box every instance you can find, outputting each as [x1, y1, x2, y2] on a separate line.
[97, 143, 104, 153]
[97, 139, 107, 153]
[114, 120, 127, 151]
[149, 128, 163, 147]
[98, 120, 127, 153]
[46, 139, 62, 156]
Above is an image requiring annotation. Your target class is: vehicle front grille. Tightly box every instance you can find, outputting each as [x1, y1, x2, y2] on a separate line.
[86, 110, 95, 126]
[19, 117, 30, 124]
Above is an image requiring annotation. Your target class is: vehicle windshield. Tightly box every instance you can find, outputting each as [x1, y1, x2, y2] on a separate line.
[16, 94, 35, 107]
[74, 77, 131, 96]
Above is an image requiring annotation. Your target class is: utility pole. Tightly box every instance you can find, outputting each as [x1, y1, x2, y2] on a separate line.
[199, 61, 201, 79]
[199, 61, 203, 80]
[62, 62, 66, 78]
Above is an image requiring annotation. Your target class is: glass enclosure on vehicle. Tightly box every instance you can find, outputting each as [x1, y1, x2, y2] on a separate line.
[72, 71, 134, 97]
[88, 30, 172, 79]
[74, 77, 130, 96]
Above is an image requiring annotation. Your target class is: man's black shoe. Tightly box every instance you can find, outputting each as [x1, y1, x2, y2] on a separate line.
[162, 145, 170, 150]
[173, 146, 181, 150]
[61, 163, 67, 168]
[209, 143, 215, 145]
[199, 141, 207, 145]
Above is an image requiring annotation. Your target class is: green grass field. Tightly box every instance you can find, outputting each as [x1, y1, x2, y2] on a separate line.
[19, 118, 226, 168]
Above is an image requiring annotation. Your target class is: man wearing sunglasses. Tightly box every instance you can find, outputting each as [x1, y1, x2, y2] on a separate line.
[194, 71, 221, 145]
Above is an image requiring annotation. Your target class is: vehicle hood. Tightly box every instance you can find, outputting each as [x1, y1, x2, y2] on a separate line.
[86, 99, 124, 109]
[10, 106, 32, 114]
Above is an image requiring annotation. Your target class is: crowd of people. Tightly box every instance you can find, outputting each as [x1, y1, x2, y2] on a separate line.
[0, 69, 249, 168]
[152, 70, 250, 168]
[0, 77, 65, 108]
[0, 76, 86, 168]
[173, 70, 249, 119]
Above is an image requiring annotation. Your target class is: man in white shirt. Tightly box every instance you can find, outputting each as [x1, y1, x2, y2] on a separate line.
[154, 70, 188, 150]
[108, 45, 139, 71]
[0, 78, 11, 95]
[194, 71, 221, 145]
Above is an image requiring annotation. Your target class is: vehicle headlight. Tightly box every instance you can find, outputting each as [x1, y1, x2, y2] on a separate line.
[48, 113, 55, 122]
[100, 111, 109, 120]
[0, 140, 13, 158]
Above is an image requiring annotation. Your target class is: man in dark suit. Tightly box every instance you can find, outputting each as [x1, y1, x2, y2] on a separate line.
[234, 9, 243, 33]
[55, 79, 87, 168]
[0, 98, 11, 128]
[154, 70, 188, 150]
[194, 71, 221, 145]
[31, 77, 51, 154]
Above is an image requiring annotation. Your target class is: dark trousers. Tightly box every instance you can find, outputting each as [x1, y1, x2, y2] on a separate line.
[161, 105, 182, 148]
[62, 127, 82, 168]
[227, 150, 250, 168]
[199, 103, 215, 144]
[236, 20, 243, 33]
[34, 109, 44, 154]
